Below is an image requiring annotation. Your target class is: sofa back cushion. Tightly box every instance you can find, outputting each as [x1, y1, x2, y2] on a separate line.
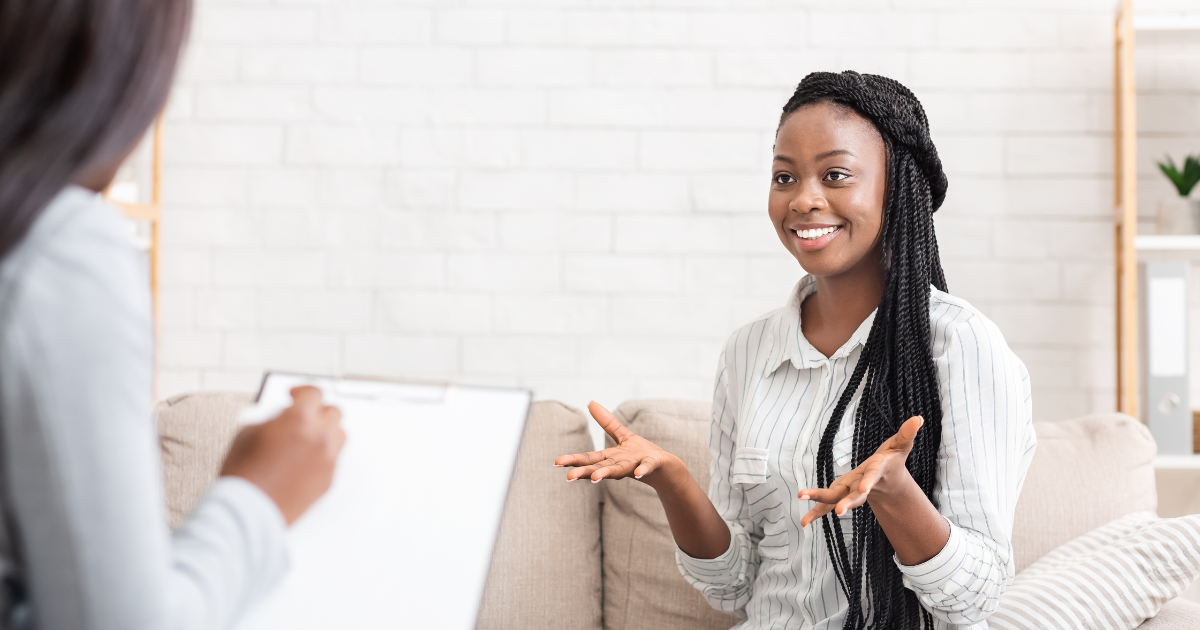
[155, 391, 250, 527]
[1011, 413, 1157, 573]
[477, 401, 604, 630]
[602, 400, 739, 630]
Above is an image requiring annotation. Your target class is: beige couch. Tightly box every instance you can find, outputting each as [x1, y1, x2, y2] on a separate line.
[156, 394, 1200, 629]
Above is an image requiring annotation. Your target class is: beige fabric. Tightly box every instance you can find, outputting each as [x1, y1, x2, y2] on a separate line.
[1155, 468, 1200, 518]
[1011, 413, 1157, 573]
[477, 401, 603, 630]
[990, 512, 1200, 630]
[150, 393, 1198, 628]
[1137, 598, 1200, 629]
[155, 391, 250, 528]
[601, 400, 739, 630]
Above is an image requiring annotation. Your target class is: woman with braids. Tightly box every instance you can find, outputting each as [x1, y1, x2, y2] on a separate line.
[556, 71, 1035, 629]
[0, 1, 345, 628]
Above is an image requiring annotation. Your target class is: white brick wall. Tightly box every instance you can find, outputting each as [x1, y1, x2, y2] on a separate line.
[158, 0, 1194, 425]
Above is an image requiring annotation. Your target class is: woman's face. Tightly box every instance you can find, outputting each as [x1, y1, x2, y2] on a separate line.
[769, 101, 888, 279]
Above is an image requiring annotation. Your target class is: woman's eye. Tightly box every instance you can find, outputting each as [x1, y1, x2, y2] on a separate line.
[773, 173, 795, 185]
[825, 171, 849, 181]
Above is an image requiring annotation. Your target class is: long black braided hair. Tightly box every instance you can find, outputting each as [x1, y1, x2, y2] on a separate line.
[782, 71, 948, 629]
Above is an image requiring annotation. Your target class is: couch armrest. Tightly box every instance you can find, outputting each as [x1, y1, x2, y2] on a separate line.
[1137, 598, 1200, 629]
[156, 391, 252, 527]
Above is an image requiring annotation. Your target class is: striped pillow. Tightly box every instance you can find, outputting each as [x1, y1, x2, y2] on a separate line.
[989, 512, 1200, 630]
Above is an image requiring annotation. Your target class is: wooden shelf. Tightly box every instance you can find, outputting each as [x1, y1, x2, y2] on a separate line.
[1115, 0, 1139, 418]
[1135, 235, 1200, 251]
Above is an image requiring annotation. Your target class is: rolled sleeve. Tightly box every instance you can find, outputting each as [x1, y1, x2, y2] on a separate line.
[676, 526, 752, 588]
[895, 520, 1009, 624]
[895, 517, 968, 590]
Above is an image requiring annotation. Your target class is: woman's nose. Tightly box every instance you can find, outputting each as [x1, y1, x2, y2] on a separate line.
[790, 182, 827, 213]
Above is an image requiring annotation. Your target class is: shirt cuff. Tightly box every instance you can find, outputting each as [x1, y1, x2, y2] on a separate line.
[894, 516, 966, 592]
[676, 536, 746, 586]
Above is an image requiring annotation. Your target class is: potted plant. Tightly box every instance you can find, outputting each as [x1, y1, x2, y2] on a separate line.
[1156, 153, 1200, 234]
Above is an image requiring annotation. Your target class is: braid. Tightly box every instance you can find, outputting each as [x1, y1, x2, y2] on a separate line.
[783, 71, 948, 630]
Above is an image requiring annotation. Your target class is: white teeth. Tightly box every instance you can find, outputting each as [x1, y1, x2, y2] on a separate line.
[795, 227, 839, 240]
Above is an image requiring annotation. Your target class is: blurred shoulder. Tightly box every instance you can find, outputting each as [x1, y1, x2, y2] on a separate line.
[0, 186, 147, 336]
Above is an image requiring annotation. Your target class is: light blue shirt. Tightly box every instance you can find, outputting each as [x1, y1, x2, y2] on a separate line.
[677, 274, 1037, 629]
[0, 187, 288, 629]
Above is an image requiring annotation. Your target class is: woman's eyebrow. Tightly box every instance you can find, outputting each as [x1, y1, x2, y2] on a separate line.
[815, 149, 854, 160]
[773, 150, 855, 164]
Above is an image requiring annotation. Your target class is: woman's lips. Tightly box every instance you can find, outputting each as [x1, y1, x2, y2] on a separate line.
[792, 226, 842, 251]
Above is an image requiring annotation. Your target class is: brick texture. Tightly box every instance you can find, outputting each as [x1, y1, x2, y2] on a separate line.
[156, 0, 1197, 422]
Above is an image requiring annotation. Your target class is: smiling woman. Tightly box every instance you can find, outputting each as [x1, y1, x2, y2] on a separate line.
[556, 71, 1036, 630]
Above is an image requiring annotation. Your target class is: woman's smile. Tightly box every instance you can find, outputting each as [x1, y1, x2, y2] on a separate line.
[791, 224, 843, 250]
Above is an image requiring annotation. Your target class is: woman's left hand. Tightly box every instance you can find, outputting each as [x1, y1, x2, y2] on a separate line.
[798, 415, 924, 528]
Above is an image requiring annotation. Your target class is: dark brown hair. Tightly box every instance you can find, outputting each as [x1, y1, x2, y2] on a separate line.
[0, 0, 192, 258]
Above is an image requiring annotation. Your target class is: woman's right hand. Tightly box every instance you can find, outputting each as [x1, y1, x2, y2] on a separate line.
[557, 401, 732, 559]
[554, 402, 683, 488]
[219, 386, 346, 525]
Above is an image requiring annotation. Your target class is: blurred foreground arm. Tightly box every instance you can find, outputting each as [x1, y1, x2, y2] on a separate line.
[0, 196, 344, 630]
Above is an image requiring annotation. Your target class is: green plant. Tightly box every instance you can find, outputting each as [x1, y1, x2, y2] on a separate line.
[1158, 154, 1200, 197]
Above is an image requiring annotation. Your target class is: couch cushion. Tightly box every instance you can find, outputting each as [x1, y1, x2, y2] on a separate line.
[990, 512, 1200, 630]
[602, 400, 740, 630]
[155, 391, 250, 527]
[1011, 413, 1157, 573]
[477, 401, 603, 630]
[1137, 598, 1200, 629]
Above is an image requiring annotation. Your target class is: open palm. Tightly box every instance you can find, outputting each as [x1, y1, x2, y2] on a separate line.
[554, 402, 680, 483]
[798, 415, 924, 528]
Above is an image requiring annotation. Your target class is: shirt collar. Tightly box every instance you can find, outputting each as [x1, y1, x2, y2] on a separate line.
[762, 274, 878, 376]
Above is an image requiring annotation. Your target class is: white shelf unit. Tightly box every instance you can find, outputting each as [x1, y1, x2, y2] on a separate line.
[1113, 3, 1200, 417]
[1134, 14, 1200, 31]
[1155, 454, 1200, 469]
[1135, 235, 1200, 251]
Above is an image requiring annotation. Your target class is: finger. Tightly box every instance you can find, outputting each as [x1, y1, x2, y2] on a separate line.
[797, 486, 851, 505]
[320, 404, 342, 425]
[566, 459, 614, 481]
[588, 402, 634, 444]
[800, 502, 835, 528]
[327, 425, 347, 456]
[289, 386, 324, 410]
[858, 461, 885, 495]
[884, 415, 924, 450]
[592, 456, 641, 482]
[555, 449, 609, 468]
[835, 488, 869, 516]
[633, 455, 662, 479]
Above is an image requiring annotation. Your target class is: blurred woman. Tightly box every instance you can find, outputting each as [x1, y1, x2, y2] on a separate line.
[0, 2, 345, 628]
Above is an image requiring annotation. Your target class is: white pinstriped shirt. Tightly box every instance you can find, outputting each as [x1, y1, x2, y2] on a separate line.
[677, 275, 1036, 629]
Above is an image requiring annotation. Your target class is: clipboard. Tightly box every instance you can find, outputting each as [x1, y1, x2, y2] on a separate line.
[233, 372, 532, 630]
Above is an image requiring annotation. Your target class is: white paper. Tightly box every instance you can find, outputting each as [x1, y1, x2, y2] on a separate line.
[233, 373, 531, 630]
